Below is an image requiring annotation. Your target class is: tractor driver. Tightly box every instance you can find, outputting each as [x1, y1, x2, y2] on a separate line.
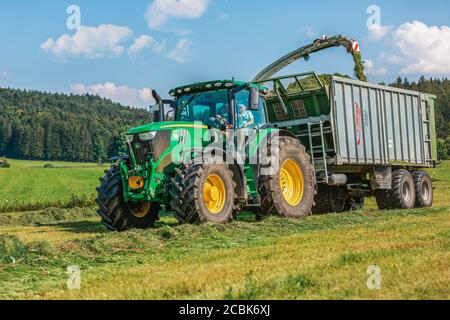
[237, 104, 255, 130]
[236, 104, 255, 155]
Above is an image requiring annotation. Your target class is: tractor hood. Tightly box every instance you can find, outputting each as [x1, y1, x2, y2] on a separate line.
[126, 121, 208, 135]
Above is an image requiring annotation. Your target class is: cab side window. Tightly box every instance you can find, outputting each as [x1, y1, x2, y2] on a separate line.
[252, 96, 267, 127]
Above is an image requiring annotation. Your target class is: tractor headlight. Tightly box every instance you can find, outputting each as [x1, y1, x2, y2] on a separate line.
[139, 131, 157, 141]
[125, 135, 134, 143]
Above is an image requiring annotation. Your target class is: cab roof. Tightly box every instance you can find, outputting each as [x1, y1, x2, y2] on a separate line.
[169, 79, 268, 97]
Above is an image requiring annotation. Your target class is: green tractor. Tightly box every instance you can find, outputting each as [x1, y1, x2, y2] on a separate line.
[96, 80, 316, 231]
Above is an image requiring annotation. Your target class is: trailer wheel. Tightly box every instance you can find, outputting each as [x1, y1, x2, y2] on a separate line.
[312, 185, 350, 214]
[412, 170, 433, 208]
[256, 136, 315, 219]
[312, 185, 332, 214]
[96, 163, 160, 231]
[170, 157, 236, 225]
[344, 197, 365, 211]
[375, 190, 392, 210]
[388, 169, 416, 209]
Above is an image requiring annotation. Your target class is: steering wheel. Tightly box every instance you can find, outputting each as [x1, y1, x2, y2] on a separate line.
[208, 115, 228, 129]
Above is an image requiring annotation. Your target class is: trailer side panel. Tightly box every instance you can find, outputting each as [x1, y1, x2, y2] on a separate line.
[331, 76, 436, 167]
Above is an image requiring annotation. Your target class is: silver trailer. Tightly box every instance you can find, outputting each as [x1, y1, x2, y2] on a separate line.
[331, 76, 436, 167]
[257, 72, 437, 212]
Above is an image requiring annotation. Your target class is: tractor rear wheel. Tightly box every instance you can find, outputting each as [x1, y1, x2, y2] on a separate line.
[255, 136, 315, 219]
[170, 157, 237, 225]
[96, 164, 159, 231]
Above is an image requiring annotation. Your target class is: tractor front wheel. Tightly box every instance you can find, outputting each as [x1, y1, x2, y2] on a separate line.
[170, 157, 237, 225]
[96, 164, 159, 231]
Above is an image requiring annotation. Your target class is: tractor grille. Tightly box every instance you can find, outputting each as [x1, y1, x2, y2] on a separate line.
[129, 136, 153, 165]
[129, 131, 171, 165]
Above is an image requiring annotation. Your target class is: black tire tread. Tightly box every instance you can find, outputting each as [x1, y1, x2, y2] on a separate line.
[376, 169, 415, 210]
[256, 136, 315, 219]
[412, 170, 433, 208]
[170, 159, 236, 225]
[96, 163, 159, 231]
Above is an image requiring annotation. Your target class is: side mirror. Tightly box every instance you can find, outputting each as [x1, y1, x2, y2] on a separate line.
[249, 86, 260, 110]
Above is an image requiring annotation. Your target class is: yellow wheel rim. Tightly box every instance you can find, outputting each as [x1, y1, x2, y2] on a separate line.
[203, 174, 226, 214]
[129, 202, 151, 218]
[279, 159, 304, 206]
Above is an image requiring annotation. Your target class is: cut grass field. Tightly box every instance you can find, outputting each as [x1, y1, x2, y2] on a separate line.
[0, 160, 449, 300]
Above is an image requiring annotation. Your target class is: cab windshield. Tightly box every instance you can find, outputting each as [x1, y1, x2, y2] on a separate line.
[176, 89, 230, 124]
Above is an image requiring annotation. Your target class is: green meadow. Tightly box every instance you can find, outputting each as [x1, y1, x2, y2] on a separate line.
[0, 159, 108, 213]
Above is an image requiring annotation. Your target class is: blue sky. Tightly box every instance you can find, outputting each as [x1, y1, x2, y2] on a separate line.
[0, 0, 449, 107]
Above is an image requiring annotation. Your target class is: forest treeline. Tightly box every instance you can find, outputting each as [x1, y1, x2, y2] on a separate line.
[0, 88, 152, 162]
[0, 76, 448, 162]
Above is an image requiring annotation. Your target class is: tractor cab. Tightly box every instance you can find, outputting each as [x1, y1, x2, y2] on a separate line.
[167, 80, 268, 131]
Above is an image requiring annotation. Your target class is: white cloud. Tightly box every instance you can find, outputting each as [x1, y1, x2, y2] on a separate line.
[146, 0, 209, 28]
[71, 82, 155, 108]
[363, 59, 388, 76]
[0, 70, 10, 78]
[305, 26, 318, 39]
[128, 35, 166, 55]
[168, 38, 193, 64]
[365, 20, 450, 76]
[391, 21, 450, 75]
[380, 52, 403, 65]
[367, 24, 393, 42]
[41, 25, 133, 59]
[0, 70, 10, 87]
